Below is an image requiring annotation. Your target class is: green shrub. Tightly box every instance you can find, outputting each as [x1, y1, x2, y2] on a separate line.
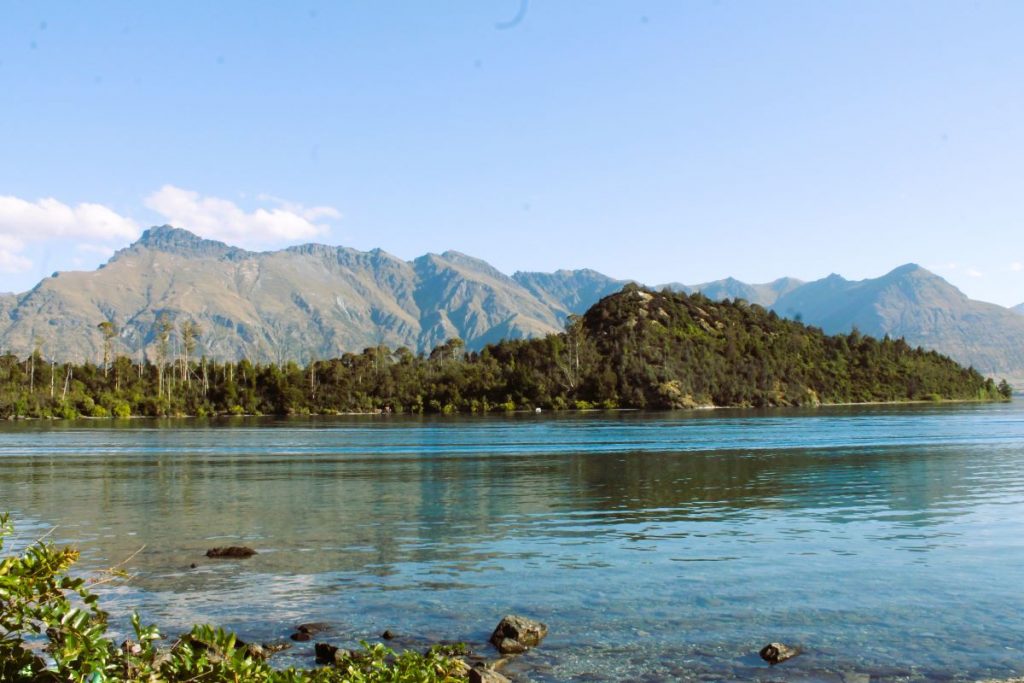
[0, 513, 467, 682]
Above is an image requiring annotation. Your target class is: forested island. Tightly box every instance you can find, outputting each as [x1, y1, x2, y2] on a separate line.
[0, 286, 1011, 419]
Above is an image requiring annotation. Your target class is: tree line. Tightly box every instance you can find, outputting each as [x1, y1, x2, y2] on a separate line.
[0, 286, 1011, 419]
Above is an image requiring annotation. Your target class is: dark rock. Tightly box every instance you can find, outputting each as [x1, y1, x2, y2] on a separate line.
[314, 642, 338, 664]
[205, 546, 256, 559]
[189, 563, 197, 569]
[759, 642, 800, 665]
[381, 629, 395, 640]
[314, 642, 352, 666]
[489, 614, 548, 654]
[291, 622, 331, 642]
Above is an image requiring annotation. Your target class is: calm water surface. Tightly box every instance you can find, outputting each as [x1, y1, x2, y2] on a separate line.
[2, 403, 1023, 682]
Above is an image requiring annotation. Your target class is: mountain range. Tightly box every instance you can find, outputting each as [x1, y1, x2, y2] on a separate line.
[0, 226, 1021, 381]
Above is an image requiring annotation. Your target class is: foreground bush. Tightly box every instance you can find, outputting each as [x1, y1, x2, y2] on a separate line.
[0, 513, 466, 682]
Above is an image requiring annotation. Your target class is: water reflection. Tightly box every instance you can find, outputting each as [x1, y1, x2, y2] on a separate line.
[2, 403, 1024, 681]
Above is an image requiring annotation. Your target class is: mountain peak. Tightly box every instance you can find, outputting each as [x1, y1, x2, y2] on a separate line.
[129, 225, 251, 260]
[885, 262, 928, 277]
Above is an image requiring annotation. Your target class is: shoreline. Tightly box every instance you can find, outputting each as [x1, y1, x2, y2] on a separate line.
[2, 396, 1011, 422]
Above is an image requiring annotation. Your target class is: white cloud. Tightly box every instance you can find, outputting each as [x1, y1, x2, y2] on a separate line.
[0, 248, 32, 273]
[1011, 262, 1023, 272]
[0, 195, 139, 242]
[0, 195, 140, 273]
[146, 185, 338, 247]
[0, 234, 30, 273]
[966, 268, 984, 278]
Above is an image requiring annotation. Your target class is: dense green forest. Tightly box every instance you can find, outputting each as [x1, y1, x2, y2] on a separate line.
[0, 286, 1011, 419]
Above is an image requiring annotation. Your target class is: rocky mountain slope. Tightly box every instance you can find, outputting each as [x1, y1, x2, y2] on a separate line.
[770, 264, 1024, 376]
[0, 227, 1021, 379]
[512, 269, 628, 316]
[0, 227, 569, 363]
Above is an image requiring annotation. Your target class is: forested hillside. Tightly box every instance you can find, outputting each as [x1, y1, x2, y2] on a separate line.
[0, 286, 1007, 419]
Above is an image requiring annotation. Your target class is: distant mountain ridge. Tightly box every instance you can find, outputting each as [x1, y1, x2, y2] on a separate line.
[660, 276, 804, 307]
[769, 264, 1024, 376]
[0, 226, 1021, 380]
[0, 226, 618, 363]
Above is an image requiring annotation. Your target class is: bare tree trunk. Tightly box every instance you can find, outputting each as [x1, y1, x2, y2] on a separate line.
[61, 367, 71, 402]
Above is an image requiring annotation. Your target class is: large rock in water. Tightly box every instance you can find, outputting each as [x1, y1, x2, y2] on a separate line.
[759, 642, 799, 665]
[489, 615, 548, 654]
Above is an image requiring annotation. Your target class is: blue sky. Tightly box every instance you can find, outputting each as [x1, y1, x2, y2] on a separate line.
[1, 1, 1022, 305]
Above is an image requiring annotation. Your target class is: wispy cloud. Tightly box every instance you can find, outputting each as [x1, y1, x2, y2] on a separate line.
[0, 234, 32, 273]
[1011, 262, 1023, 272]
[966, 268, 984, 278]
[145, 185, 339, 247]
[0, 195, 139, 272]
[76, 243, 117, 258]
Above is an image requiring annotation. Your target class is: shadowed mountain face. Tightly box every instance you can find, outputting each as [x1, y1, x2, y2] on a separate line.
[512, 268, 629, 315]
[1014, 303, 1024, 315]
[770, 264, 1024, 375]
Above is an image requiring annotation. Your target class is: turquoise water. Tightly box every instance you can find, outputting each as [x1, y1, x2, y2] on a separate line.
[2, 403, 1023, 681]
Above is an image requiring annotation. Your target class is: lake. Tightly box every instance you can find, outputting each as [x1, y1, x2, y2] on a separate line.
[2, 403, 1023, 682]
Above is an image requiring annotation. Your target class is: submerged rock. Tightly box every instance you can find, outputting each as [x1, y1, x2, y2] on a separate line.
[205, 546, 256, 559]
[469, 665, 512, 683]
[381, 629, 395, 640]
[261, 641, 292, 657]
[291, 622, 331, 642]
[759, 642, 800, 665]
[489, 615, 548, 654]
